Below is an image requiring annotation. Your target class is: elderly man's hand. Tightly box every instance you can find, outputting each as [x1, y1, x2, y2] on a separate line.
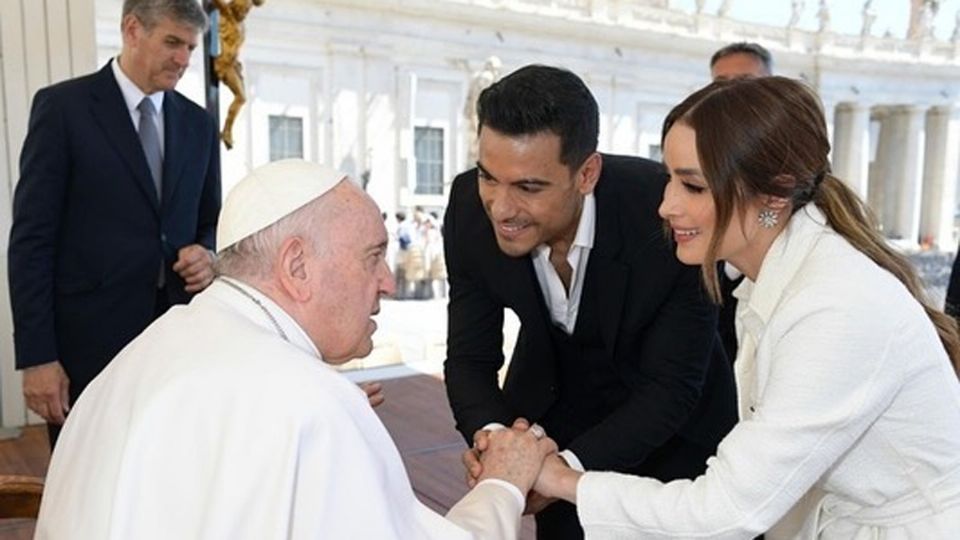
[359, 381, 385, 408]
[462, 428, 493, 488]
[477, 423, 557, 494]
[463, 418, 547, 488]
[173, 244, 215, 293]
[22, 361, 70, 424]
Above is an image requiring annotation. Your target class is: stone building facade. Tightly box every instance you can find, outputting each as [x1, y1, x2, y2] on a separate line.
[145, 0, 960, 250]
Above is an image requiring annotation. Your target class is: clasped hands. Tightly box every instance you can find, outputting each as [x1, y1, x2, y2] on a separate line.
[462, 419, 577, 513]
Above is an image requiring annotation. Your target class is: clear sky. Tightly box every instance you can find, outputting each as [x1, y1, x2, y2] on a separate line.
[673, 0, 960, 40]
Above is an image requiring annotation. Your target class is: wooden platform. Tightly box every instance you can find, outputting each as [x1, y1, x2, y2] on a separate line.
[378, 374, 536, 538]
[0, 426, 48, 539]
[0, 374, 534, 539]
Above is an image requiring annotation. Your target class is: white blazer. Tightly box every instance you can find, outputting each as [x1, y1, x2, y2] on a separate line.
[575, 206, 960, 539]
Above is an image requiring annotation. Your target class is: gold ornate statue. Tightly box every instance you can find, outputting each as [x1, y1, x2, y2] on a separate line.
[212, 0, 264, 149]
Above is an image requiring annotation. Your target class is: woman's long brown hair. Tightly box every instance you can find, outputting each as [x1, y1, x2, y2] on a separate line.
[661, 76, 960, 374]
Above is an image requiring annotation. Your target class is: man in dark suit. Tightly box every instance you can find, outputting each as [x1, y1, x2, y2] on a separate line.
[444, 65, 737, 539]
[710, 41, 772, 81]
[8, 0, 220, 446]
[947, 245, 960, 321]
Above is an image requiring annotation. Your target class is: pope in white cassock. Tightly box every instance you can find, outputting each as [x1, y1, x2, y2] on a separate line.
[36, 159, 555, 539]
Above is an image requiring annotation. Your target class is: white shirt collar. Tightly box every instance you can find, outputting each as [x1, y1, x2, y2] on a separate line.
[533, 193, 596, 259]
[572, 192, 596, 250]
[531, 193, 596, 334]
[111, 56, 164, 117]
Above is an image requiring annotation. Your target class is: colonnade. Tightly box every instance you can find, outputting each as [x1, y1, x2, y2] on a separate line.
[833, 102, 959, 250]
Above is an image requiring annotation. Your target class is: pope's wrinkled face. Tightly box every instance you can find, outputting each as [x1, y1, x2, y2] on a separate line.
[476, 127, 598, 257]
[304, 185, 395, 364]
[121, 14, 199, 94]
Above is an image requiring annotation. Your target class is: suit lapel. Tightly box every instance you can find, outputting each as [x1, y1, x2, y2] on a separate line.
[495, 248, 558, 416]
[89, 63, 160, 215]
[497, 251, 547, 324]
[161, 92, 188, 209]
[578, 175, 628, 357]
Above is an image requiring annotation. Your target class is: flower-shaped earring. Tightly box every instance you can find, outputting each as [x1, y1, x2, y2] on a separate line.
[758, 208, 779, 229]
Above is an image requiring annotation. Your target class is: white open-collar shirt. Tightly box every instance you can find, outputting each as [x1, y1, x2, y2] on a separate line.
[531, 193, 596, 335]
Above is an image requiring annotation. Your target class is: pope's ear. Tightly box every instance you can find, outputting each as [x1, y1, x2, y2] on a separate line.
[276, 236, 310, 302]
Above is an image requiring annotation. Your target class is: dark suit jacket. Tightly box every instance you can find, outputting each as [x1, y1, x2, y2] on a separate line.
[444, 154, 736, 472]
[947, 245, 960, 319]
[8, 61, 221, 399]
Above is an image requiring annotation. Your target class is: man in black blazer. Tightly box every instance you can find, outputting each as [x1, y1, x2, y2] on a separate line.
[8, 0, 220, 446]
[947, 245, 960, 321]
[444, 65, 737, 539]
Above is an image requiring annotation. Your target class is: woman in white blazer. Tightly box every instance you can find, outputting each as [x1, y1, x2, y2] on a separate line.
[531, 76, 960, 539]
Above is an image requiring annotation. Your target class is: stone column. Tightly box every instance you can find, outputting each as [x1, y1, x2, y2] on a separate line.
[890, 105, 927, 244]
[396, 68, 417, 208]
[870, 105, 926, 245]
[920, 105, 960, 249]
[868, 106, 892, 231]
[832, 102, 872, 199]
[328, 41, 364, 179]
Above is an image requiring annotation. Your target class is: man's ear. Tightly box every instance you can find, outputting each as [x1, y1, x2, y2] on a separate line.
[276, 236, 311, 302]
[120, 13, 140, 46]
[576, 152, 602, 195]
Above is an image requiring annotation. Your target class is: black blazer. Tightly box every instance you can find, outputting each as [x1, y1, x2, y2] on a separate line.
[443, 154, 736, 472]
[947, 245, 960, 319]
[8, 61, 221, 397]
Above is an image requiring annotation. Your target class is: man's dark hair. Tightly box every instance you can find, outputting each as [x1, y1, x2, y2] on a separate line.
[477, 64, 598, 169]
[709, 42, 773, 75]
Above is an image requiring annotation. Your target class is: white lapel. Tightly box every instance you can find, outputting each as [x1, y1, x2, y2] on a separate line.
[732, 206, 830, 419]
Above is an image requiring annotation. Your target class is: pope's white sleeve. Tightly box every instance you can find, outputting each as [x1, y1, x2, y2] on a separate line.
[445, 480, 524, 540]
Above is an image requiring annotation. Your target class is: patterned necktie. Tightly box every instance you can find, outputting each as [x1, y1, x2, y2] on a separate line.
[137, 97, 162, 199]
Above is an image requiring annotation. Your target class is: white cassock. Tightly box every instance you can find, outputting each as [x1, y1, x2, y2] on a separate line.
[36, 279, 523, 539]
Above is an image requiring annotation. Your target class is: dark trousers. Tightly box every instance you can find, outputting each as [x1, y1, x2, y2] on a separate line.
[534, 436, 715, 540]
[46, 423, 62, 450]
[46, 286, 173, 450]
